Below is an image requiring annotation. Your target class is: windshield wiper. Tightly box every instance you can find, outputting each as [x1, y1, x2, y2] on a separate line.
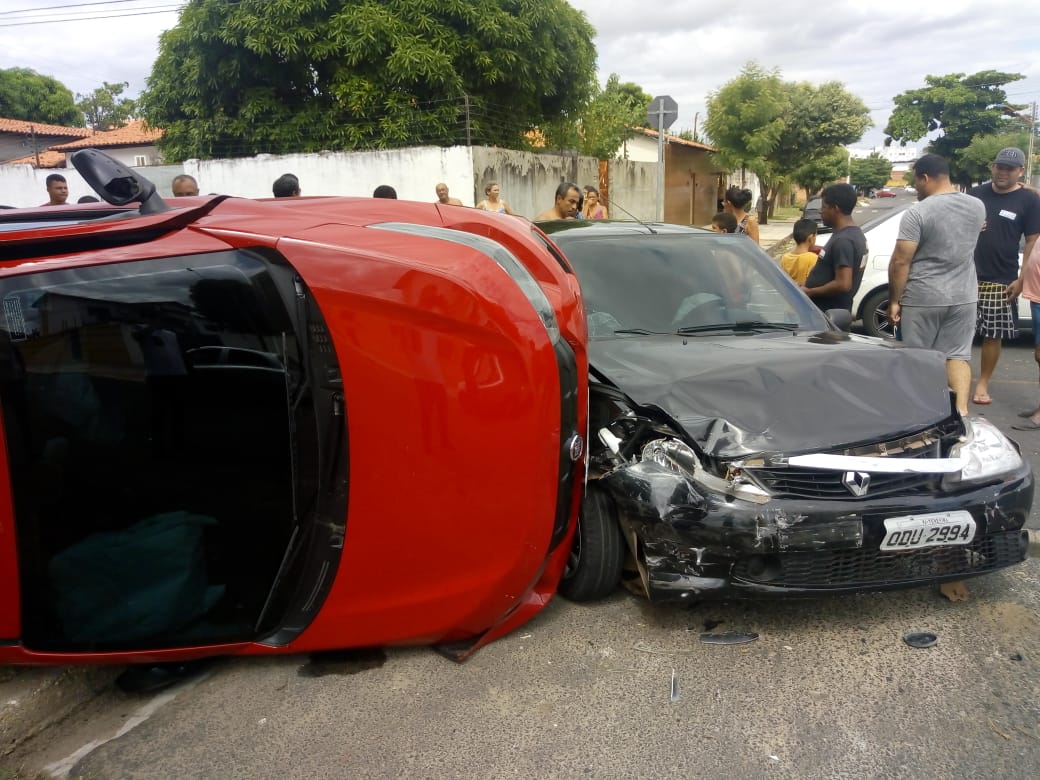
[676, 321, 800, 334]
[613, 328, 666, 335]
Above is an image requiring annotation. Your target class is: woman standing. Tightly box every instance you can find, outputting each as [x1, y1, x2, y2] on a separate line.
[582, 187, 608, 219]
[476, 182, 515, 215]
[723, 186, 759, 244]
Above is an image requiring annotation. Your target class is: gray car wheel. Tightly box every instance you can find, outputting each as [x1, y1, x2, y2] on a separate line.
[861, 288, 895, 338]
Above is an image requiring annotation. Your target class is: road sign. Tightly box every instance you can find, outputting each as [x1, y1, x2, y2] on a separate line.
[647, 95, 678, 131]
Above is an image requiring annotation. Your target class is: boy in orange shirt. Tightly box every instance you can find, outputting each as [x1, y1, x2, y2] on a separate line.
[780, 218, 820, 284]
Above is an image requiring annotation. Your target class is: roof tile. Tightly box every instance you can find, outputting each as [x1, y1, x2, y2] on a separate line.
[1, 150, 66, 168]
[50, 119, 163, 151]
[0, 117, 92, 138]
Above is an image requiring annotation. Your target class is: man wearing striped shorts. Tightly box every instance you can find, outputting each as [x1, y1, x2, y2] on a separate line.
[970, 147, 1040, 406]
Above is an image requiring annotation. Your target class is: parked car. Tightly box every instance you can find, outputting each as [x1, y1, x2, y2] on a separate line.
[539, 219, 1032, 602]
[876, 188, 897, 198]
[818, 207, 1031, 337]
[801, 196, 832, 235]
[905, 186, 917, 194]
[0, 150, 588, 665]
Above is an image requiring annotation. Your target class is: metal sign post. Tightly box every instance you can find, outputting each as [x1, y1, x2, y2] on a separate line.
[647, 95, 678, 222]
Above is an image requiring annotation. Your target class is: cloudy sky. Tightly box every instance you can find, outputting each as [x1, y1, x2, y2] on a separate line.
[2, 0, 1038, 150]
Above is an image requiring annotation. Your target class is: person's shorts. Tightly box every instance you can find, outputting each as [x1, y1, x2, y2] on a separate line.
[976, 281, 1018, 339]
[899, 302, 976, 362]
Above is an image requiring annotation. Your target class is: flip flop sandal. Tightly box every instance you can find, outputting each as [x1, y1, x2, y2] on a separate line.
[1011, 420, 1040, 431]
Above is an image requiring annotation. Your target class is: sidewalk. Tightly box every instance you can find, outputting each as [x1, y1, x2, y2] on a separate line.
[757, 216, 797, 257]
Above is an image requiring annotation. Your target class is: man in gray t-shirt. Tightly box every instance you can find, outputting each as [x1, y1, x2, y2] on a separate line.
[889, 153, 985, 416]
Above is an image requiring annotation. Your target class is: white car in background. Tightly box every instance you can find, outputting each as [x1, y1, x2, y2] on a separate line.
[817, 207, 1030, 337]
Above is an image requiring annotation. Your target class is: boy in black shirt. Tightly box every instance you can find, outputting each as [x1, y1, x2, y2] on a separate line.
[803, 183, 867, 313]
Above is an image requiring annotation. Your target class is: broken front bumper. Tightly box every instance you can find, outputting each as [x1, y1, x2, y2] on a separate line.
[600, 459, 1034, 602]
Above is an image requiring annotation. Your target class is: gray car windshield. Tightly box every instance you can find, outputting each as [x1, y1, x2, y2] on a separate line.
[553, 232, 830, 339]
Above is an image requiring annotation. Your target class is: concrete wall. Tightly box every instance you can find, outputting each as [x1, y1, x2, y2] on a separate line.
[0, 165, 89, 207]
[471, 147, 600, 220]
[0, 134, 80, 165]
[604, 159, 657, 222]
[1, 144, 682, 222]
[185, 146, 475, 203]
[0, 163, 189, 207]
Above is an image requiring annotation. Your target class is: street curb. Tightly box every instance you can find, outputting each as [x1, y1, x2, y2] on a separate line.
[0, 666, 121, 758]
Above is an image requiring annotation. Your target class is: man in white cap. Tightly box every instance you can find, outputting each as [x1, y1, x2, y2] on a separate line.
[969, 147, 1040, 408]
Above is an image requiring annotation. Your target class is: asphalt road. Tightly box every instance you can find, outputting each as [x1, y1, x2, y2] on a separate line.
[8, 311, 1040, 780]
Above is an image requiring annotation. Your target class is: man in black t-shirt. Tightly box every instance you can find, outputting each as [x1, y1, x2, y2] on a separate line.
[803, 183, 868, 313]
[969, 147, 1040, 406]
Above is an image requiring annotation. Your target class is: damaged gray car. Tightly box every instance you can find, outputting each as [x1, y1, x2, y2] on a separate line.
[538, 220, 1033, 602]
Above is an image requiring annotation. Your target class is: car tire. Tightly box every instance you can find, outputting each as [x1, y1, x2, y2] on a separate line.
[558, 486, 625, 602]
[861, 287, 895, 338]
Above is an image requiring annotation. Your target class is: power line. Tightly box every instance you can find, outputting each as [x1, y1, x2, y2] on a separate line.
[0, 6, 182, 27]
[0, 0, 167, 15]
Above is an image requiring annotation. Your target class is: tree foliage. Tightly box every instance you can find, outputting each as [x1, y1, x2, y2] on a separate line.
[545, 73, 652, 159]
[884, 70, 1025, 186]
[705, 63, 870, 219]
[0, 67, 82, 126]
[141, 0, 596, 160]
[791, 147, 849, 198]
[76, 81, 136, 130]
[850, 153, 891, 193]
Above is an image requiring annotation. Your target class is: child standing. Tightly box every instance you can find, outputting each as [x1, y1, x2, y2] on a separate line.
[780, 218, 820, 285]
[710, 212, 738, 233]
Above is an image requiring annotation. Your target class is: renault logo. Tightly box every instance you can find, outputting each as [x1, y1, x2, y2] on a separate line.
[842, 471, 871, 497]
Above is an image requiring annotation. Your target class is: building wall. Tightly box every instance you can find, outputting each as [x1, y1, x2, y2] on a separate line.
[601, 159, 654, 221]
[471, 146, 599, 219]
[187, 146, 476, 203]
[98, 145, 162, 168]
[0, 134, 80, 165]
[613, 134, 724, 224]
[1, 145, 661, 220]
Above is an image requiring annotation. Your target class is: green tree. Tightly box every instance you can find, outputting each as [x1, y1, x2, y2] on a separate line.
[850, 152, 892, 193]
[547, 73, 652, 159]
[790, 147, 849, 198]
[706, 63, 869, 220]
[141, 0, 596, 161]
[76, 81, 136, 130]
[885, 70, 1025, 186]
[0, 67, 82, 126]
[960, 131, 1031, 185]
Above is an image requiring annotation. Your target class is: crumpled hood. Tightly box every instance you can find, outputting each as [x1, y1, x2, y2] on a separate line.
[590, 332, 953, 458]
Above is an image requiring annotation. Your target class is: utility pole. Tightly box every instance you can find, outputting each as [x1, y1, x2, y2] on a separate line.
[646, 96, 677, 221]
[463, 94, 472, 146]
[1028, 100, 1037, 186]
[30, 124, 40, 168]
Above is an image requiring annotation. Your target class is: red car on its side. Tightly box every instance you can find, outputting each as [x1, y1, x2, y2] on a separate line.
[0, 150, 587, 666]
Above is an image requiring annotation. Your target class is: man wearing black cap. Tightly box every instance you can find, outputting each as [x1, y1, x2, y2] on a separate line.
[969, 147, 1040, 406]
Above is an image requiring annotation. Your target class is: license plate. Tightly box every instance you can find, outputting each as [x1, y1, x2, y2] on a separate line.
[880, 511, 976, 551]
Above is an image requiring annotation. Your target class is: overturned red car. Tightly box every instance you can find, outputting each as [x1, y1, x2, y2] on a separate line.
[0, 150, 587, 665]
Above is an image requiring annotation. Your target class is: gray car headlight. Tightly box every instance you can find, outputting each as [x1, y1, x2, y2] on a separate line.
[943, 416, 1023, 488]
[641, 438, 770, 504]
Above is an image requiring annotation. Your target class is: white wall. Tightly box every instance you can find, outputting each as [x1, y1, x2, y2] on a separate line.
[186, 146, 475, 204]
[0, 165, 90, 207]
[620, 134, 661, 163]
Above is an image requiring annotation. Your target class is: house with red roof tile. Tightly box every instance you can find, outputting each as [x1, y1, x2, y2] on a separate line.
[0, 118, 91, 165]
[48, 119, 164, 168]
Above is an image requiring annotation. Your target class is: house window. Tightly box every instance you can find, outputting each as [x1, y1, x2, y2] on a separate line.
[134, 155, 147, 167]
